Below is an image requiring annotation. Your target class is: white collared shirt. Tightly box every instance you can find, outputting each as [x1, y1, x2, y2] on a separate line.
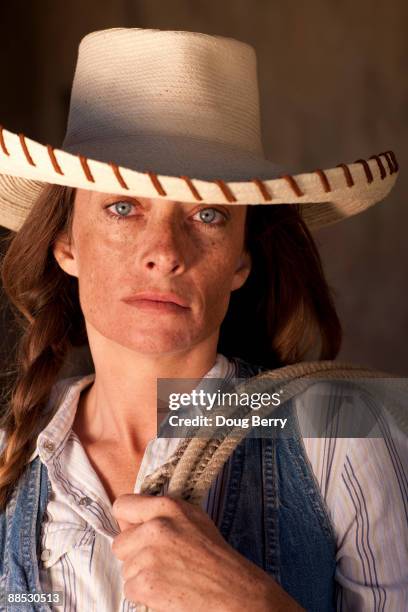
[5, 354, 407, 611]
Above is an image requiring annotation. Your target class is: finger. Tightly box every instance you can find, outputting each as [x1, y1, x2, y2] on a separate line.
[116, 517, 138, 532]
[112, 517, 175, 560]
[112, 493, 188, 523]
[123, 566, 209, 612]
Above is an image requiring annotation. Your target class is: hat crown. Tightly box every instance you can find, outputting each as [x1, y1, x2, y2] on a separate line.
[0, 30, 398, 232]
[63, 28, 265, 166]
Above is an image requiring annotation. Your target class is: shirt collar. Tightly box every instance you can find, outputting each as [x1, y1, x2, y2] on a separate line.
[27, 374, 95, 464]
[27, 353, 233, 465]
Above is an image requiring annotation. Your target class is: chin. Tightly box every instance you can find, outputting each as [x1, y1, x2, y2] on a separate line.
[98, 323, 199, 354]
[123, 335, 195, 354]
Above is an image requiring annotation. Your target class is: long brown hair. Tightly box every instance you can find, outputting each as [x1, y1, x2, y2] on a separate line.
[0, 184, 341, 510]
[219, 202, 341, 367]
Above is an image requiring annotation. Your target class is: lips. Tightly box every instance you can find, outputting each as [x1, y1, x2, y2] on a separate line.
[122, 291, 190, 308]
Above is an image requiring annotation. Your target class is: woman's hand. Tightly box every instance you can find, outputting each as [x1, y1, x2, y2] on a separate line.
[111, 494, 304, 612]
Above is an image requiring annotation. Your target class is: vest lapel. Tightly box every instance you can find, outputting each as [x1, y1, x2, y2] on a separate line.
[2, 456, 52, 612]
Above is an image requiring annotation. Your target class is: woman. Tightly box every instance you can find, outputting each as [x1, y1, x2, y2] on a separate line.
[0, 28, 406, 612]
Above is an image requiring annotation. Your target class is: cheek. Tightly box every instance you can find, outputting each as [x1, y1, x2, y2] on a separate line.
[74, 232, 124, 313]
[197, 246, 239, 311]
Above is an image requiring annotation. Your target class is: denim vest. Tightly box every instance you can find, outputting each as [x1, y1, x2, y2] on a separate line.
[0, 357, 337, 611]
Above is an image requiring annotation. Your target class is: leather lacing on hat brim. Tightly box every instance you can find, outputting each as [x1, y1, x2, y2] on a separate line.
[0, 125, 399, 204]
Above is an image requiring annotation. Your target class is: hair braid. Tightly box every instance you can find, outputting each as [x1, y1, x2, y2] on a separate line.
[0, 184, 85, 510]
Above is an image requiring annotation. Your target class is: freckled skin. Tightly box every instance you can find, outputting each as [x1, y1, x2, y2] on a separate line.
[54, 189, 251, 356]
[52, 192, 304, 611]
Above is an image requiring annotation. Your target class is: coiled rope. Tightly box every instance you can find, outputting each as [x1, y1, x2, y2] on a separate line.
[134, 360, 407, 611]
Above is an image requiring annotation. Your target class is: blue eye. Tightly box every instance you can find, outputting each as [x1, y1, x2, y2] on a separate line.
[109, 201, 135, 217]
[194, 208, 226, 226]
[105, 202, 228, 226]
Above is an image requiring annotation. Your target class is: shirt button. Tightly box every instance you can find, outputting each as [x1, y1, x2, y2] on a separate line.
[42, 440, 55, 452]
[79, 496, 93, 506]
[41, 549, 51, 561]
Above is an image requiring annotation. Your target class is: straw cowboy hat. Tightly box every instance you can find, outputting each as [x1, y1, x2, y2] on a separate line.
[0, 27, 399, 233]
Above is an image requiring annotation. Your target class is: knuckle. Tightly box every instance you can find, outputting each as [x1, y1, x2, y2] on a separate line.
[147, 516, 172, 536]
[136, 567, 157, 590]
[176, 499, 194, 520]
[122, 557, 138, 581]
[160, 495, 181, 513]
[123, 578, 140, 603]
[124, 568, 157, 602]
[138, 544, 158, 568]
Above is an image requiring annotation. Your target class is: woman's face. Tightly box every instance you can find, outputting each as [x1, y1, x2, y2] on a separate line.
[53, 188, 251, 354]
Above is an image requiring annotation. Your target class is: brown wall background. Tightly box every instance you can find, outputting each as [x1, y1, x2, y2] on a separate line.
[0, 0, 407, 377]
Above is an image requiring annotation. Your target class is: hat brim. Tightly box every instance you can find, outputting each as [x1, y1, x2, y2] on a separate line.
[0, 126, 399, 232]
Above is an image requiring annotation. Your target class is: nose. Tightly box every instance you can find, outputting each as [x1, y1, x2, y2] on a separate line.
[139, 214, 186, 275]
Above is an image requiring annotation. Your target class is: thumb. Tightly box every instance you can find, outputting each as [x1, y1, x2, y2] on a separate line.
[116, 517, 134, 532]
